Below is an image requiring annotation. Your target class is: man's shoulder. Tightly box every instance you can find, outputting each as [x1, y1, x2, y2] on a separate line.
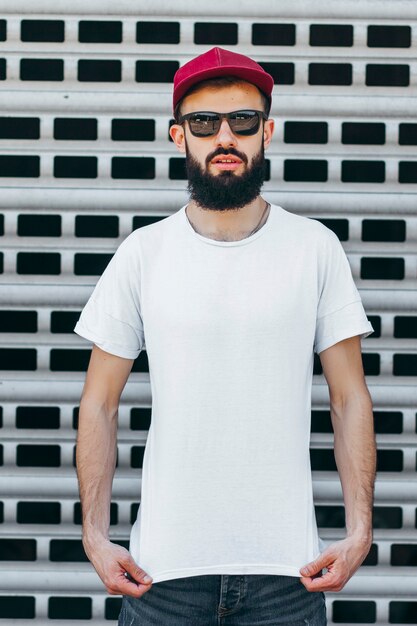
[119, 207, 184, 250]
[273, 204, 337, 243]
[133, 207, 183, 238]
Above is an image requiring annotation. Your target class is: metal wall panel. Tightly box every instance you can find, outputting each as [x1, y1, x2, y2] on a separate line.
[0, 1, 416, 623]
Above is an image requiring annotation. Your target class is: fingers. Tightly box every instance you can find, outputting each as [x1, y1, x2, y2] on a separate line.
[110, 554, 153, 598]
[105, 568, 153, 599]
[300, 551, 330, 577]
[300, 567, 347, 593]
[92, 543, 154, 599]
[299, 546, 343, 593]
[122, 556, 153, 586]
[104, 567, 153, 598]
[299, 538, 371, 593]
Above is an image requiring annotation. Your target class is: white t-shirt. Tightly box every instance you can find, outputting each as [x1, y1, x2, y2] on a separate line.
[74, 203, 374, 584]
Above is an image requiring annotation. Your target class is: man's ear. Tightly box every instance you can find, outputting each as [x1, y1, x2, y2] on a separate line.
[263, 118, 275, 150]
[169, 123, 186, 154]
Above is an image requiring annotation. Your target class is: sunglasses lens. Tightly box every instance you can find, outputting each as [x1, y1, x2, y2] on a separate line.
[188, 113, 220, 136]
[229, 111, 260, 135]
[187, 111, 262, 137]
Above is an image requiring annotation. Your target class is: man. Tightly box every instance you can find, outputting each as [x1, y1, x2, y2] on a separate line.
[74, 47, 376, 625]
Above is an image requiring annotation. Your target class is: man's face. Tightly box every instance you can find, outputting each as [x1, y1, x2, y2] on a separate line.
[170, 83, 275, 211]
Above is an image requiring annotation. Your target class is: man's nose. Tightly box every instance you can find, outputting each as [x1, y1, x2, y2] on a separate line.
[214, 118, 238, 147]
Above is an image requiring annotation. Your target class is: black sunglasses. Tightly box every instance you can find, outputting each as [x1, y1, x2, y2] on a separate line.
[177, 109, 268, 137]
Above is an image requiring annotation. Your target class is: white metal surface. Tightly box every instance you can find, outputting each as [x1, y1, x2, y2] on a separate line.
[0, 1, 416, 624]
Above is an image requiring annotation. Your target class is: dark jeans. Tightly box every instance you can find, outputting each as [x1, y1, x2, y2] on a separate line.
[118, 574, 327, 625]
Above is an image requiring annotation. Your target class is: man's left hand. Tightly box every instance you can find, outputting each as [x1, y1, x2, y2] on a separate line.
[299, 536, 372, 592]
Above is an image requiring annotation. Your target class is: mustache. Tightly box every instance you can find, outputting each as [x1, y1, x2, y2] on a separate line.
[206, 147, 247, 167]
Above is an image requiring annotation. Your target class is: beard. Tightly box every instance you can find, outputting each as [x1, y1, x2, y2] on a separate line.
[185, 140, 267, 211]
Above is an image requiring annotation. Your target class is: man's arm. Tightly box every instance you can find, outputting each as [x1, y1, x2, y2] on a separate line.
[300, 335, 376, 592]
[76, 344, 153, 598]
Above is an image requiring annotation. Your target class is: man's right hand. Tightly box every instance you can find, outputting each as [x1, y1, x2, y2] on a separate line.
[84, 537, 153, 598]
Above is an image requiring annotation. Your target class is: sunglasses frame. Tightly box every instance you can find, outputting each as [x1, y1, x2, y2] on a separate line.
[177, 109, 268, 137]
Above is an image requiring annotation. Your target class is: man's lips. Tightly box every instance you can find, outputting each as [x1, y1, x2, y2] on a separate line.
[210, 155, 244, 170]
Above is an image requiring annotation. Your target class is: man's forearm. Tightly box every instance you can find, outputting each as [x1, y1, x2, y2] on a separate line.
[76, 396, 118, 550]
[331, 388, 376, 542]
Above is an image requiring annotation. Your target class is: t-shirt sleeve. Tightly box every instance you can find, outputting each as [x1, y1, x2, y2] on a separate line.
[73, 235, 145, 360]
[314, 228, 374, 355]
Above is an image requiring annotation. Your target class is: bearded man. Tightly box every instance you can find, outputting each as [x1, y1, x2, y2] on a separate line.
[74, 47, 375, 626]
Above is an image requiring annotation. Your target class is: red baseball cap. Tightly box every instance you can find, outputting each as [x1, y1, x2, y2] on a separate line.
[172, 47, 274, 115]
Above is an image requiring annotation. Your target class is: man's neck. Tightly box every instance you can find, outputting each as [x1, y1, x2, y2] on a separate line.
[185, 197, 270, 242]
